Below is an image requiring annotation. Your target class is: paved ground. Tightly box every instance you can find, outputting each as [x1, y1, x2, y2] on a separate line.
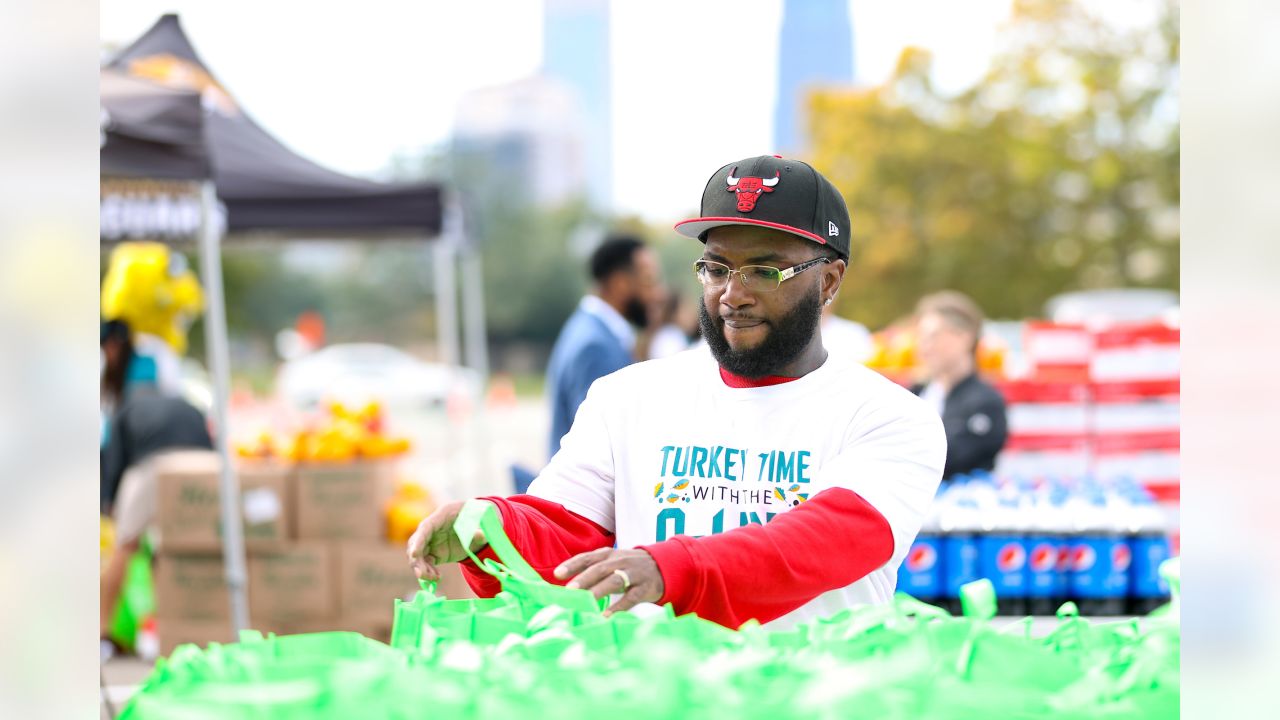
[100, 656, 153, 720]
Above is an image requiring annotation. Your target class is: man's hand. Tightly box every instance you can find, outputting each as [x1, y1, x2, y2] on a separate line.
[554, 547, 664, 616]
[405, 500, 491, 582]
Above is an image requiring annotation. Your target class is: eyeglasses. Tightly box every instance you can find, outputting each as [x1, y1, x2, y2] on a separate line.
[692, 257, 831, 293]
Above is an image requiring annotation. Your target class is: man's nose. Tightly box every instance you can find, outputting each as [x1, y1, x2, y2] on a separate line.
[719, 271, 755, 308]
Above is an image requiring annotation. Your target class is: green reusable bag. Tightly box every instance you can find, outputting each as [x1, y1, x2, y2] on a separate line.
[108, 539, 156, 652]
[122, 498, 1182, 720]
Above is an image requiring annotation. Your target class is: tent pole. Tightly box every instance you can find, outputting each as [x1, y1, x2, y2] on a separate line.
[457, 205, 489, 381]
[198, 181, 250, 634]
[433, 229, 461, 368]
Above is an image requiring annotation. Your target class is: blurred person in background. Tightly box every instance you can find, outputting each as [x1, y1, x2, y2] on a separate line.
[821, 301, 873, 363]
[100, 319, 133, 415]
[646, 290, 701, 359]
[911, 291, 1007, 480]
[544, 233, 664, 458]
[100, 354, 216, 648]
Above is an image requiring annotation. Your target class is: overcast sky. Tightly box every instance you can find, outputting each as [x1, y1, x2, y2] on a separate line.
[101, 0, 1023, 221]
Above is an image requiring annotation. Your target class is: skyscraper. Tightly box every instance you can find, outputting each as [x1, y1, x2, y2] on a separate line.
[774, 0, 856, 155]
[451, 76, 587, 211]
[543, 0, 613, 210]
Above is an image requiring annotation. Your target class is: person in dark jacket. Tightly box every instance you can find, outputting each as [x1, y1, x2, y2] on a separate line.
[100, 354, 215, 642]
[101, 355, 213, 514]
[544, 234, 664, 459]
[911, 291, 1007, 479]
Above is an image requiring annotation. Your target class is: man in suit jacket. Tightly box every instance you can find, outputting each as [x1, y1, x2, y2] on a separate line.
[911, 291, 1008, 479]
[546, 234, 663, 458]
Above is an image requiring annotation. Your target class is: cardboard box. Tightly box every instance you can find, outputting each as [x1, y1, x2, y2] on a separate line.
[153, 553, 231, 622]
[248, 542, 336, 623]
[155, 457, 294, 552]
[1090, 323, 1179, 382]
[336, 543, 421, 622]
[157, 617, 236, 657]
[294, 462, 392, 541]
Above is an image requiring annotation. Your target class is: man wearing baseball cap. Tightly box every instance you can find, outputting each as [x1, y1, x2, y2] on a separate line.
[410, 155, 945, 629]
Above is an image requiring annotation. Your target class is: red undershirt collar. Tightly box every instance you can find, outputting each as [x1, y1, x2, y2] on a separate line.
[718, 367, 801, 388]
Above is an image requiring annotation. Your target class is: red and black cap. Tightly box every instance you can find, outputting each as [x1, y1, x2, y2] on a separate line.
[674, 155, 851, 259]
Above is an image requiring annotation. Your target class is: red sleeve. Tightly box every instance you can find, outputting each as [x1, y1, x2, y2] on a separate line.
[639, 487, 894, 628]
[459, 495, 615, 597]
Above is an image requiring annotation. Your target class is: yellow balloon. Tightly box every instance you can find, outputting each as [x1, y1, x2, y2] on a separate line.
[101, 242, 204, 355]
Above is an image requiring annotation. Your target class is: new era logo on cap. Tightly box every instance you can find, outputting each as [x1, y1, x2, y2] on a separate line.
[674, 155, 852, 259]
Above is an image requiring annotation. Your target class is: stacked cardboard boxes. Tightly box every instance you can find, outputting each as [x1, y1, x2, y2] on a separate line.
[995, 321, 1180, 549]
[1089, 324, 1180, 552]
[996, 379, 1091, 480]
[151, 455, 456, 654]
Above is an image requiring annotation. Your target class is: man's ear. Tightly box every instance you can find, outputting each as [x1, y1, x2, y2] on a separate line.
[823, 258, 846, 298]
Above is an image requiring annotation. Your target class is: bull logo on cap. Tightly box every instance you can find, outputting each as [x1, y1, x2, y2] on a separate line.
[726, 167, 780, 212]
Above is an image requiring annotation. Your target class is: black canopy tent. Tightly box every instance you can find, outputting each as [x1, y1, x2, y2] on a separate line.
[101, 67, 210, 181]
[101, 14, 468, 635]
[106, 14, 442, 237]
[100, 64, 258, 632]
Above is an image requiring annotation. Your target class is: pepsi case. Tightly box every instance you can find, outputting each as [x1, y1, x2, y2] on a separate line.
[977, 498, 1028, 616]
[1128, 496, 1173, 614]
[938, 489, 980, 615]
[897, 506, 944, 608]
[1069, 493, 1130, 616]
[1025, 496, 1069, 616]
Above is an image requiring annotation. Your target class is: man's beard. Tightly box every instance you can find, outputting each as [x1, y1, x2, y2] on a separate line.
[699, 288, 823, 378]
[622, 296, 648, 327]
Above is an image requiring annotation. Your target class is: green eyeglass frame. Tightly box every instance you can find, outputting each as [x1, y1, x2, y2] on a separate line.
[692, 257, 831, 292]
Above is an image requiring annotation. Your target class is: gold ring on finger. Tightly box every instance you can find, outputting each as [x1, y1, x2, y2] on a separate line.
[612, 568, 632, 592]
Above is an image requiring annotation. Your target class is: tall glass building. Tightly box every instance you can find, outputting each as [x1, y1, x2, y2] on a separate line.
[773, 0, 856, 155]
[543, 0, 613, 210]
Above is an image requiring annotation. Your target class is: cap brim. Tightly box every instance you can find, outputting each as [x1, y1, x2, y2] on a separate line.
[673, 216, 830, 247]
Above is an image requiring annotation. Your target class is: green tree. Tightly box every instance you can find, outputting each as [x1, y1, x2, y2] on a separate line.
[808, 0, 1178, 328]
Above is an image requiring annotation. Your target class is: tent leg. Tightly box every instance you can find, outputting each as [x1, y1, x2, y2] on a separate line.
[433, 238, 460, 368]
[198, 181, 250, 634]
[460, 245, 488, 380]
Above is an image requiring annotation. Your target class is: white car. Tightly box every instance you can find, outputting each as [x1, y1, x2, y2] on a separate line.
[276, 343, 482, 411]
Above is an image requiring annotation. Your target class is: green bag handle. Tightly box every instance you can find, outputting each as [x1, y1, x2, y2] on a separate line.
[455, 499, 541, 583]
[452, 499, 610, 616]
[954, 579, 998, 678]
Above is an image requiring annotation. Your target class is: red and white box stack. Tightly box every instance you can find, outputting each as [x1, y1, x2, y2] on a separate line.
[1088, 324, 1180, 501]
[996, 379, 1091, 481]
[1022, 321, 1093, 381]
[1088, 323, 1180, 549]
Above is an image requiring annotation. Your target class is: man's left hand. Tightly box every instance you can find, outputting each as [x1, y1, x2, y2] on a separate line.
[554, 547, 664, 616]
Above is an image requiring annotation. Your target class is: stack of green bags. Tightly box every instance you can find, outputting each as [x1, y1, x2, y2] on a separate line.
[120, 502, 1180, 719]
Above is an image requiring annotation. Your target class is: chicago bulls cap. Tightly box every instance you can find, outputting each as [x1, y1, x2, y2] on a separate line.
[674, 155, 851, 259]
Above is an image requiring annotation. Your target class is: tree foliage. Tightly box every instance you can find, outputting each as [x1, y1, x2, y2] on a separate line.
[808, 0, 1179, 328]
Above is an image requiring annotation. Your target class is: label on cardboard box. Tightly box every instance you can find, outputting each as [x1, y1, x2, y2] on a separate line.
[337, 543, 420, 622]
[157, 462, 293, 552]
[294, 462, 390, 541]
[154, 554, 231, 622]
[248, 542, 335, 623]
